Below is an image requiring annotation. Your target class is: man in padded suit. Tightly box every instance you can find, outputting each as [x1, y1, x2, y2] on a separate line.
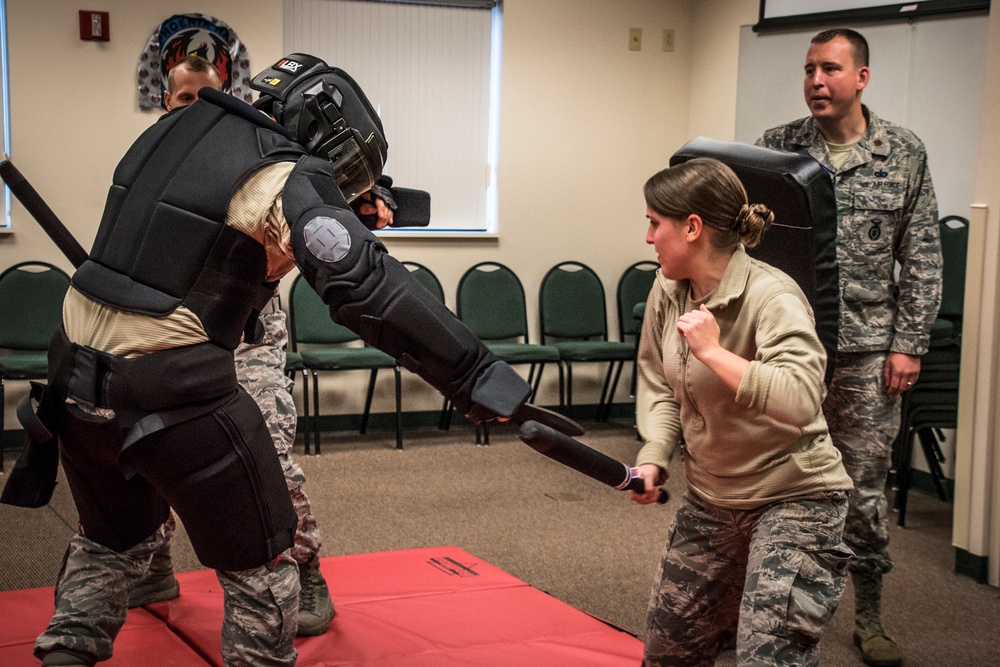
[33, 53, 533, 667]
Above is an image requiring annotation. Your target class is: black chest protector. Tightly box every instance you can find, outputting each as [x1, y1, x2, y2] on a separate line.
[72, 88, 306, 349]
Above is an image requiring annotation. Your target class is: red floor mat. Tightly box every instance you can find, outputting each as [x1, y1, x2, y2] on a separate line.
[1, 546, 642, 666]
[0, 587, 211, 666]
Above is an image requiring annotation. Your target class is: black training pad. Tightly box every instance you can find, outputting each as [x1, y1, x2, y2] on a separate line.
[670, 137, 839, 381]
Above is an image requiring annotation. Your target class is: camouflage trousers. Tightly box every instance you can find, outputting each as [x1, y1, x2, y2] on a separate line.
[822, 352, 900, 578]
[35, 530, 299, 666]
[643, 491, 852, 667]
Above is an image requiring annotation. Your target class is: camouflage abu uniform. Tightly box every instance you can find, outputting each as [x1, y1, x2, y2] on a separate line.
[645, 491, 850, 667]
[234, 301, 322, 569]
[758, 108, 941, 588]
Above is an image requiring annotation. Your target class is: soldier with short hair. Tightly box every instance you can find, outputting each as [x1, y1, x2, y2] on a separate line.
[758, 28, 942, 667]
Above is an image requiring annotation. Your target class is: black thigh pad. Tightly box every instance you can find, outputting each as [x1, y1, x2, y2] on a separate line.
[57, 405, 170, 553]
[122, 390, 297, 571]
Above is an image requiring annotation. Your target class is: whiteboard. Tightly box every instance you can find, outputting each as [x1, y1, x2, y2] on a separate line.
[764, 0, 946, 16]
[756, 1, 989, 31]
[734, 14, 988, 218]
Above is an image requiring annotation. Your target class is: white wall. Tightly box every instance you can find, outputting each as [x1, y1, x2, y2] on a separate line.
[688, 0, 758, 140]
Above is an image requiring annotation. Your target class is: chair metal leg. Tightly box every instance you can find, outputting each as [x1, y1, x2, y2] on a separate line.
[361, 369, 379, 435]
[555, 361, 566, 408]
[917, 428, 950, 501]
[471, 422, 491, 446]
[443, 401, 455, 431]
[629, 355, 639, 397]
[294, 369, 310, 455]
[525, 364, 537, 395]
[530, 364, 546, 400]
[438, 398, 451, 430]
[565, 363, 574, 408]
[599, 361, 625, 422]
[312, 370, 322, 455]
[595, 363, 614, 421]
[393, 366, 403, 450]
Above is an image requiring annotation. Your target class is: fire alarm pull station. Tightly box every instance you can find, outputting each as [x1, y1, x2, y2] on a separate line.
[80, 11, 110, 41]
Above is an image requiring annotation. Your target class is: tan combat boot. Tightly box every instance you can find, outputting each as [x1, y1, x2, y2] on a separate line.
[297, 563, 335, 636]
[852, 571, 902, 667]
[128, 544, 180, 608]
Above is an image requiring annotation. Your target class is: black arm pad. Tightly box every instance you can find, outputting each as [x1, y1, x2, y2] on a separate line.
[284, 156, 528, 416]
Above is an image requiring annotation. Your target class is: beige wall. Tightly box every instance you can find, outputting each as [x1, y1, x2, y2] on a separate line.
[0, 0, 283, 267]
[0, 0, 697, 419]
[688, 0, 758, 141]
[384, 0, 693, 409]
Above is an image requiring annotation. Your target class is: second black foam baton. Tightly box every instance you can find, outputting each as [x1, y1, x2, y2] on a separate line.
[519, 420, 668, 504]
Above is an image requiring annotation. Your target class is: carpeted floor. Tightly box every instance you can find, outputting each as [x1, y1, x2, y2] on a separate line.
[2, 418, 998, 666]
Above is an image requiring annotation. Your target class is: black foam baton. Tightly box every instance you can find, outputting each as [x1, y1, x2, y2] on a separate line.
[519, 420, 668, 503]
[0, 159, 88, 268]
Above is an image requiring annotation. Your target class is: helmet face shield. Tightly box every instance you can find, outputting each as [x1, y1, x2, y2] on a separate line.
[320, 128, 377, 202]
[251, 54, 387, 201]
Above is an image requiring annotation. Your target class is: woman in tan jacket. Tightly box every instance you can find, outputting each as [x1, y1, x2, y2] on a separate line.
[631, 158, 853, 667]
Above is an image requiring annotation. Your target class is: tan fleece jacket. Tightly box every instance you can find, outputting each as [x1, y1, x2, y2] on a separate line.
[635, 247, 852, 509]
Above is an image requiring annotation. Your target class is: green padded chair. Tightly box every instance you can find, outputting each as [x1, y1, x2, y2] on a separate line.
[937, 215, 968, 334]
[0, 261, 71, 470]
[458, 262, 560, 398]
[539, 261, 634, 421]
[613, 261, 659, 420]
[288, 274, 402, 452]
[402, 261, 445, 304]
[452, 262, 561, 443]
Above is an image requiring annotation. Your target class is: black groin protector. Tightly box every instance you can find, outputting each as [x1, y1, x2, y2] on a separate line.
[670, 137, 839, 382]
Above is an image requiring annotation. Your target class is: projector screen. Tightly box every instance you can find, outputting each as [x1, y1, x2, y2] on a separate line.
[754, 0, 989, 31]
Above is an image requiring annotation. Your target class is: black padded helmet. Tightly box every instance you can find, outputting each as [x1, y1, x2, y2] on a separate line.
[251, 53, 387, 202]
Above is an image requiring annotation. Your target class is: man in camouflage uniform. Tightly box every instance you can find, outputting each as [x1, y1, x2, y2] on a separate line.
[235, 304, 328, 633]
[758, 29, 942, 667]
